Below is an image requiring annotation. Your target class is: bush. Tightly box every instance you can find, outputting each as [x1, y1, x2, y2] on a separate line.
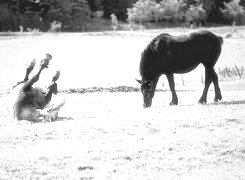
[127, 0, 162, 23]
[0, 0, 92, 32]
[159, 0, 186, 23]
[49, 21, 62, 32]
[99, 0, 137, 21]
[0, 5, 12, 31]
[46, 0, 91, 31]
[127, 0, 206, 25]
[221, 0, 245, 25]
[185, 3, 206, 25]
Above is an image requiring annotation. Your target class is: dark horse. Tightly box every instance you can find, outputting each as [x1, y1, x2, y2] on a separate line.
[136, 30, 223, 108]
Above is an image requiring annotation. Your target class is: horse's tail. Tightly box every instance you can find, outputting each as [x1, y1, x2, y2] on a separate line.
[218, 36, 223, 46]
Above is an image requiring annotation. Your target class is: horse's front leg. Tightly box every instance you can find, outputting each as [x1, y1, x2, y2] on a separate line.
[166, 73, 178, 105]
[12, 59, 36, 89]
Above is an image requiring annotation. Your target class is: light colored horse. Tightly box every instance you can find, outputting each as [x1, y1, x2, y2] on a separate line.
[10, 54, 65, 122]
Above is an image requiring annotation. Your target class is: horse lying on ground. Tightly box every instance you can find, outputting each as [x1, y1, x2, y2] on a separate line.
[10, 54, 65, 122]
[137, 30, 223, 108]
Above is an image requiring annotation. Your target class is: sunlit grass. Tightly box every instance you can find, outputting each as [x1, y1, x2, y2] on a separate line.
[0, 26, 245, 179]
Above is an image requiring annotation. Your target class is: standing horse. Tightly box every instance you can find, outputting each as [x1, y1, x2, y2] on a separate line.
[136, 30, 223, 108]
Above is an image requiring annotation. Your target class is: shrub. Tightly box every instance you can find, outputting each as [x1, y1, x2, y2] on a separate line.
[220, 0, 245, 25]
[110, 13, 119, 30]
[49, 21, 62, 32]
[159, 0, 186, 23]
[127, 0, 205, 25]
[127, 0, 162, 23]
[185, 3, 206, 25]
[0, 5, 12, 31]
[100, 0, 137, 21]
[48, 0, 91, 31]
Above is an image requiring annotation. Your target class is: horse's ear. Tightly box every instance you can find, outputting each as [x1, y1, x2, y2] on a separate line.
[135, 79, 142, 84]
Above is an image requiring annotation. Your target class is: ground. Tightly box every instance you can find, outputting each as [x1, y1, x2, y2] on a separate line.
[0, 26, 245, 179]
[0, 81, 245, 179]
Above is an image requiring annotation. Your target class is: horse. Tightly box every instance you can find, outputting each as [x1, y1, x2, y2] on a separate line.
[136, 30, 223, 108]
[10, 54, 65, 122]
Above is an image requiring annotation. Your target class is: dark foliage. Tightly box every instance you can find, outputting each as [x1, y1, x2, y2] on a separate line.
[0, 0, 91, 31]
[99, 0, 137, 21]
[0, 0, 244, 32]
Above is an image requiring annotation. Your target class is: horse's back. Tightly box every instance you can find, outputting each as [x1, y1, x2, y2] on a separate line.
[140, 30, 223, 77]
[146, 30, 221, 54]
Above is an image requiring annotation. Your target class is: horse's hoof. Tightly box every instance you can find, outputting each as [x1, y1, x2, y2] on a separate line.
[46, 54, 52, 61]
[40, 59, 49, 69]
[170, 101, 178, 105]
[198, 99, 207, 104]
[41, 54, 52, 69]
[214, 95, 222, 102]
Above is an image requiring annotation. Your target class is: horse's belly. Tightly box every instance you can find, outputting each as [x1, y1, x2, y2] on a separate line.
[168, 57, 200, 73]
[172, 64, 200, 74]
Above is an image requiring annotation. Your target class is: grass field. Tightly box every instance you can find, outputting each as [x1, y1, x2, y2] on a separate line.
[0, 26, 245, 179]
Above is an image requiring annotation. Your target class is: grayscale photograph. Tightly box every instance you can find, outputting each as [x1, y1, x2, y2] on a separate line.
[0, 0, 245, 179]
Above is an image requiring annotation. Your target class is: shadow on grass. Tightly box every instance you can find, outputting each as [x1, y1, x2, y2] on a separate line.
[60, 86, 194, 94]
[54, 116, 74, 122]
[210, 100, 245, 106]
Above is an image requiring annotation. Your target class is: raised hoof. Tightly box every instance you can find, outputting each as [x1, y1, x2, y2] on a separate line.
[46, 53, 52, 61]
[52, 70, 60, 82]
[40, 54, 52, 69]
[27, 59, 36, 70]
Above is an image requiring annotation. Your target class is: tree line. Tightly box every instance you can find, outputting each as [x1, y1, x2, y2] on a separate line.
[128, 0, 245, 26]
[0, 0, 244, 32]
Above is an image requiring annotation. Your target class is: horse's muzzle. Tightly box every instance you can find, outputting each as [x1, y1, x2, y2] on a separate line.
[143, 99, 152, 108]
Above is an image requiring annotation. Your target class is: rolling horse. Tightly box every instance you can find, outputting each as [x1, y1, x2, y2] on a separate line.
[10, 54, 65, 122]
[136, 30, 223, 108]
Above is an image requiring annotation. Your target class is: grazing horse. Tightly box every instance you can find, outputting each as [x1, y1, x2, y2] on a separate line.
[136, 30, 223, 108]
[10, 54, 65, 122]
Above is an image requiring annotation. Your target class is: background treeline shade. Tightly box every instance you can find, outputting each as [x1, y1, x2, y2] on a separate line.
[128, 0, 245, 25]
[0, 0, 245, 32]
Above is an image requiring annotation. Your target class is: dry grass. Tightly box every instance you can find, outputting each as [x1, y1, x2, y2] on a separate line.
[0, 26, 245, 179]
[1, 89, 245, 179]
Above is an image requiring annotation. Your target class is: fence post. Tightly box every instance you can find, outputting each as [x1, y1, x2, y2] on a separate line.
[234, 65, 241, 78]
[241, 66, 244, 77]
[182, 75, 184, 86]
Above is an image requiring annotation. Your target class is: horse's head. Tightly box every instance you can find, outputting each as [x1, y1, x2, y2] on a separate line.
[136, 78, 155, 108]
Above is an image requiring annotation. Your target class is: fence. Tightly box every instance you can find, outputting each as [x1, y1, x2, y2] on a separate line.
[218, 65, 244, 81]
[171, 65, 244, 87]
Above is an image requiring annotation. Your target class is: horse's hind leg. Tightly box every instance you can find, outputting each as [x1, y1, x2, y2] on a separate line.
[22, 54, 52, 91]
[210, 68, 222, 102]
[209, 41, 222, 102]
[199, 67, 212, 103]
[207, 44, 222, 102]
[24, 59, 36, 81]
